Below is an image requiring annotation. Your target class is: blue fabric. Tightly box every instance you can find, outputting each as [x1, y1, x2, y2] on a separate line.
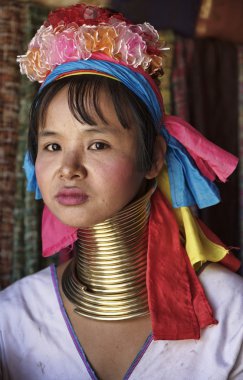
[41, 60, 162, 128]
[24, 59, 221, 208]
[161, 129, 220, 208]
[23, 152, 42, 200]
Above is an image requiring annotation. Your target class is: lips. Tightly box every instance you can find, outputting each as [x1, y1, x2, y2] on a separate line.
[55, 187, 88, 206]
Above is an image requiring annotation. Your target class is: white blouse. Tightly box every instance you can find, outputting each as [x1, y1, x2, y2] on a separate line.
[0, 263, 242, 380]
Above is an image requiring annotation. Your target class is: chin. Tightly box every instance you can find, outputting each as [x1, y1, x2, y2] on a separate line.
[57, 215, 105, 229]
[58, 218, 90, 228]
[52, 205, 123, 228]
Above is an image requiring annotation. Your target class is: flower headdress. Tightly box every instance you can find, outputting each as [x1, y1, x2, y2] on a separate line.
[18, 3, 240, 341]
[17, 3, 168, 83]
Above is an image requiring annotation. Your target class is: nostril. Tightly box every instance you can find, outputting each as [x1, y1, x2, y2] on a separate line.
[59, 164, 87, 180]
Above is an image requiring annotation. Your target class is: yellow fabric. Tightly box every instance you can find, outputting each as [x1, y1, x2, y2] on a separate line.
[56, 71, 120, 81]
[157, 166, 229, 269]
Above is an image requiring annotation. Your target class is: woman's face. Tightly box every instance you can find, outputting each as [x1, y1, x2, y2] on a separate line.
[35, 86, 150, 227]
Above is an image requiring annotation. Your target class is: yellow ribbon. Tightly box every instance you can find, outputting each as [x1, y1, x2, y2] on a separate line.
[157, 166, 229, 270]
[55, 70, 120, 82]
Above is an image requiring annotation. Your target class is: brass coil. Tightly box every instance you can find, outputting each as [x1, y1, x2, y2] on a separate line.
[62, 182, 156, 320]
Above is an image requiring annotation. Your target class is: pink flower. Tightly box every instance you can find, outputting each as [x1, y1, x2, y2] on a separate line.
[114, 23, 148, 68]
[131, 23, 159, 43]
[50, 27, 79, 65]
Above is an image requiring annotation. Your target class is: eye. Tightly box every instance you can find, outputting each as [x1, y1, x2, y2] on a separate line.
[89, 142, 109, 150]
[45, 143, 61, 152]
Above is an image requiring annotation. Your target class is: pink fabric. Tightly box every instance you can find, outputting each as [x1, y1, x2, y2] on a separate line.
[42, 206, 77, 257]
[164, 115, 238, 182]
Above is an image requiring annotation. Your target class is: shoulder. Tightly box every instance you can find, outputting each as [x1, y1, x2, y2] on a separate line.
[137, 265, 243, 380]
[199, 263, 243, 306]
[199, 264, 243, 378]
[0, 265, 53, 300]
[199, 263, 243, 341]
[0, 266, 89, 379]
[0, 266, 55, 327]
[199, 262, 243, 287]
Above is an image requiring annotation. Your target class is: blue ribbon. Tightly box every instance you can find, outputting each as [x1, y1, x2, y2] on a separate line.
[41, 60, 162, 128]
[24, 59, 221, 208]
[23, 152, 42, 200]
[161, 129, 220, 208]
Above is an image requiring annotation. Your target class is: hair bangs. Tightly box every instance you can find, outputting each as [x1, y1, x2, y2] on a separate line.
[67, 75, 140, 130]
[68, 75, 112, 126]
[29, 74, 157, 170]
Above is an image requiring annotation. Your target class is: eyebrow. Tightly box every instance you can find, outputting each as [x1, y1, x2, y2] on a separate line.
[38, 130, 59, 137]
[38, 125, 118, 137]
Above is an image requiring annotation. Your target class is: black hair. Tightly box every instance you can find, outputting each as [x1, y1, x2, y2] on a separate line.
[29, 75, 158, 171]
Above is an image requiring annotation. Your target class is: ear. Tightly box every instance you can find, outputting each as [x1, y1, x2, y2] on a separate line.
[145, 135, 166, 179]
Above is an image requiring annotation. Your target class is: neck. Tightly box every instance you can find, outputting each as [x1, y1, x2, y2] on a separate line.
[62, 182, 156, 321]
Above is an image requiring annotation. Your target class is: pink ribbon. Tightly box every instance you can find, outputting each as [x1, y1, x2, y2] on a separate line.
[164, 115, 238, 182]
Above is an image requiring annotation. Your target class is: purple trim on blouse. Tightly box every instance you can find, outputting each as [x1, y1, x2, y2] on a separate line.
[50, 264, 152, 380]
[123, 334, 153, 380]
[50, 265, 98, 380]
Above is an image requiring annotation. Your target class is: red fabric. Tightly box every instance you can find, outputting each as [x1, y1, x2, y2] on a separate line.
[45, 4, 128, 28]
[147, 190, 217, 340]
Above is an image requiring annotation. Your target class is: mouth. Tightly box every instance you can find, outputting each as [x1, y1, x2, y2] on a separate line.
[55, 187, 89, 206]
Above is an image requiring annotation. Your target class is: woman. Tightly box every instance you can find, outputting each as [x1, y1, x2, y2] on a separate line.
[0, 3, 242, 380]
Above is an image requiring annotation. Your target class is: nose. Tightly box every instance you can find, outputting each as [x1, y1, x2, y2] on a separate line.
[58, 152, 87, 181]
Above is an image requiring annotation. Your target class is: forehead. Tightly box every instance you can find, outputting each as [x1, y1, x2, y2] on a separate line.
[38, 77, 138, 132]
[39, 86, 140, 145]
[43, 86, 127, 130]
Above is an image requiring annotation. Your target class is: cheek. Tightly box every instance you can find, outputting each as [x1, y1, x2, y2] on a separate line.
[35, 159, 43, 175]
[35, 157, 49, 190]
[96, 156, 143, 191]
